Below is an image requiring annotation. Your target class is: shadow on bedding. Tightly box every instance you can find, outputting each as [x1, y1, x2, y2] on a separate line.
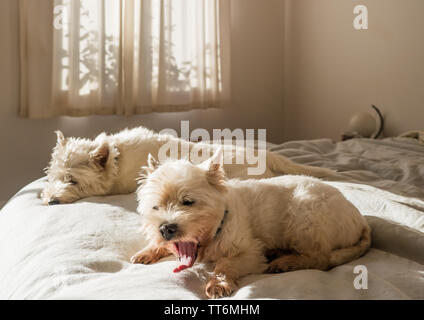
[366, 216, 424, 264]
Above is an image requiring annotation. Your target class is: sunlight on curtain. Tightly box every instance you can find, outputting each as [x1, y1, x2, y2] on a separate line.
[43, 0, 231, 117]
[52, 0, 120, 112]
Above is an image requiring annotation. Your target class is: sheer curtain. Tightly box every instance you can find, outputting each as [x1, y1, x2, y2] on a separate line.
[19, 0, 231, 118]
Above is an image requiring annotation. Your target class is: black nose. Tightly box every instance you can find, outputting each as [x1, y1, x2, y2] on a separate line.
[48, 199, 60, 205]
[159, 223, 178, 240]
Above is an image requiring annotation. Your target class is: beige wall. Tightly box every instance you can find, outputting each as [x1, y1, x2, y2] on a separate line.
[2, 0, 424, 204]
[0, 0, 285, 202]
[285, 0, 424, 141]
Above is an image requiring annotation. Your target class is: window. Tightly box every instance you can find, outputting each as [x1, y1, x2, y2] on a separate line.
[19, 0, 231, 118]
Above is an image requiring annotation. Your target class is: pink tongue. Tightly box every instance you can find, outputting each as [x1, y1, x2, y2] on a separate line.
[173, 242, 197, 273]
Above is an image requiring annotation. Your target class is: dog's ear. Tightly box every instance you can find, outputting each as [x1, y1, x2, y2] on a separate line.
[147, 153, 160, 173]
[55, 130, 66, 146]
[202, 149, 226, 191]
[90, 143, 110, 169]
[94, 132, 107, 142]
[137, 154, 160, 185]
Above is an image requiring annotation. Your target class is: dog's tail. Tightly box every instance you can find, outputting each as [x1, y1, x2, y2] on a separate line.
[329, 224, 372, 268]
[266, 151, 335, 178]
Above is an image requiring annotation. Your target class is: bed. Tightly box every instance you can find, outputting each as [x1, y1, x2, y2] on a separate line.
[0, 136, 423, 299]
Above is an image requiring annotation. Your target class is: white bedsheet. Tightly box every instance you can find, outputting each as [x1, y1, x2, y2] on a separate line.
[0, 137, 423, 299]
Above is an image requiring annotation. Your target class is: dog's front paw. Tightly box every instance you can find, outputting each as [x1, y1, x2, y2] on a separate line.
[205, 276, 237, 299]
[130, 251, 160, 264]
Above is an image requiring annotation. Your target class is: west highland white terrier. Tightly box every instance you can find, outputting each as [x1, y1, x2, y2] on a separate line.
[131, 150, 371, 299]
[42, 126, 334, 205]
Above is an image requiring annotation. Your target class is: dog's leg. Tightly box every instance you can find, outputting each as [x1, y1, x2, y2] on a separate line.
[206, 252, 267, 299]
[267, 253, 330, 273]
[130, 244, 171, 264]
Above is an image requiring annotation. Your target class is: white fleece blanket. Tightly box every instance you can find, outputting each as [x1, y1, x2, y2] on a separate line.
[0, 137, 423, 299]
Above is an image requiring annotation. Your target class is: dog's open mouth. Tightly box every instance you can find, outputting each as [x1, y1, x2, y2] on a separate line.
[173, 241, 198, 273]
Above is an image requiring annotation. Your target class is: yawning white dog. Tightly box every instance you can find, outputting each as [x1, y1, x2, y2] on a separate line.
[131, 150, 371, 299]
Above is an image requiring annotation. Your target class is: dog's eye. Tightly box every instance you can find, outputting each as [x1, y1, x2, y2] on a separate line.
[182, 199, 195, 206]
[69, 179, 78, 185]
[152, 206, 159, 210]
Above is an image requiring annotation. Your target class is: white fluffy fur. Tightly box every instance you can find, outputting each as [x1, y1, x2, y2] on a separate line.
[132, 151, 371, 299]
[42, 126, 334, 204]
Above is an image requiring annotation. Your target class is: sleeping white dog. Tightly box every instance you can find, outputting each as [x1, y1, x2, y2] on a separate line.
[41, 126, 334, 205]
[131, 150, 371, 299]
